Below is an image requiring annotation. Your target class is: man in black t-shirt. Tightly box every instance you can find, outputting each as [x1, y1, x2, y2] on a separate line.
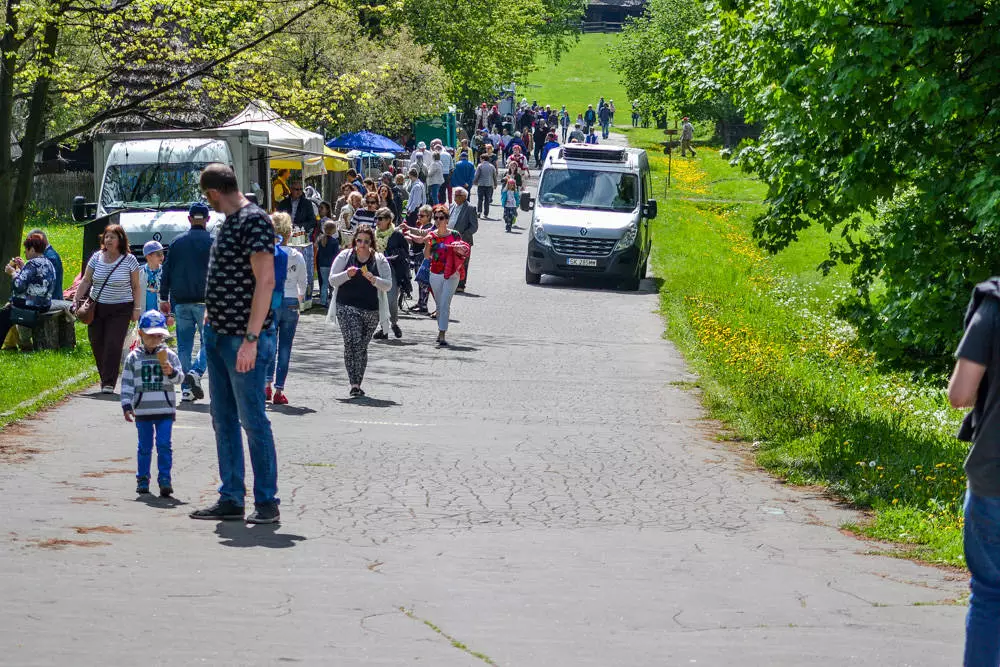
[949, 278, 1000, 663]
[189, 163, 281, 525]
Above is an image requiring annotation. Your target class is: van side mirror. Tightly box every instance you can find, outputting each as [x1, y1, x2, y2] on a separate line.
[644, 199, 657, 219]
[72, 195, 97, 222]
[520, 192, 534, 212]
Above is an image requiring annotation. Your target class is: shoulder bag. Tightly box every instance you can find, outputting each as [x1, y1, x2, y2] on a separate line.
[73, 254, 125, 325]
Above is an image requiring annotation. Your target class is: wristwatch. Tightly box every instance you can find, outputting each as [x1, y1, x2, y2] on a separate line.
[245, 332, 259, 343]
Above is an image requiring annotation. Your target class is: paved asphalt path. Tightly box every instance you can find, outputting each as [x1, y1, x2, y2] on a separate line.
[0, 139, 967, 665]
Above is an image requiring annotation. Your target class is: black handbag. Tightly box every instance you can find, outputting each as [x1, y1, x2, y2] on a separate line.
[10, 306, 40, 327]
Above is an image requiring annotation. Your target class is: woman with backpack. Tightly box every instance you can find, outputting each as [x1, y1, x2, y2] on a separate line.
[326, 224, 392, 397]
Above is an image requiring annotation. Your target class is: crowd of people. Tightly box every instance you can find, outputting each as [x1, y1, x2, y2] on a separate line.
[1, 96, 624, 521]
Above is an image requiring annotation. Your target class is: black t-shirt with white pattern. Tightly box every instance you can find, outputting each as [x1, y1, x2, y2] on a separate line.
[206, 203, 275, 335]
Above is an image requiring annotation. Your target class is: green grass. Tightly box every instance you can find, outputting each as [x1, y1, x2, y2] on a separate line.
[523, 33, 630, 121]
[630, 134, 969, 567]
[1, 208, 96, 431]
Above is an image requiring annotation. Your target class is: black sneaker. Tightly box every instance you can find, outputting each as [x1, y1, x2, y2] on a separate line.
[391, 324, 402, 338]
[136, 478, 150, 494]
[187, 372, 204, 400]
[373, 330, 389, 340]
[246, 504, 280, 524]
[189, 500, 245, 520]
[350, 387, 361, 397]
[159, 484, 173, 498]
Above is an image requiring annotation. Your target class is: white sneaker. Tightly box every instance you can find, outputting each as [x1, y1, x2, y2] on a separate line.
[101, 385, 114, 394]
[181, 388, 194, 402]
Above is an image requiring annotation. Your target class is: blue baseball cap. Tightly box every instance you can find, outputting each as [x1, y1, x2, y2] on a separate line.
[142, 240, 164, 257]
[139, 310, 169, 336]
[189, 202, 210, 219]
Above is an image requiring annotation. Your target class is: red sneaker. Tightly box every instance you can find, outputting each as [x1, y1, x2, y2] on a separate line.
[265, 385, 273, 401]
[273, 391, 288, 405]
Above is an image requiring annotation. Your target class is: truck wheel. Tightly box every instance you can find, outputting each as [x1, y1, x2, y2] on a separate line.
[639, 256, 649, 279]
[525, 261, 542, 285]
[621, 275, 641, 291]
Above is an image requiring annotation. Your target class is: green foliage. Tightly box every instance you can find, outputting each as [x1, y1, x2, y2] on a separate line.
[632, 134, 966, 565]
[704, 0, 1000, 368]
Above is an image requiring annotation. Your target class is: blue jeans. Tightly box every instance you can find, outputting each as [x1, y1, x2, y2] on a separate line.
[601, 121, 610, 139]
[174, 303, 207, 388]
[428, 183, 440, 205]
[136, 418, 173, 485]
[265, 297, 300, 390]
[966, 489, 1000, 666]
[204, 324, 279, 507]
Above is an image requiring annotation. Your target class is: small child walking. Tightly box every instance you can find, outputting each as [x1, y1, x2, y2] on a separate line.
[141, 240, 165, 313]
[121, 310, 183, 497]
[501, 179, 520, 232]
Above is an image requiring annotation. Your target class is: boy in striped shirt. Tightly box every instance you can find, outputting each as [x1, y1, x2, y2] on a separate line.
[122, 310, 183, 496]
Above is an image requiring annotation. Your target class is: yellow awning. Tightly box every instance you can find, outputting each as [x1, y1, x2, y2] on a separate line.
[270, 146, 348, 173]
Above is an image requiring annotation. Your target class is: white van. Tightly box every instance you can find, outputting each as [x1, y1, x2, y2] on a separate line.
[523, 144, 656, 290]
[73, 128, 271, 258]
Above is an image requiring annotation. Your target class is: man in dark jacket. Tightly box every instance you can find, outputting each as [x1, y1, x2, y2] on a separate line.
[277, 179, 318, 238]
[27, 228, 63, 301]
[504, 132, 527, 158]
[158, 202, 213, 402]
[599, 104, 612, 139]
[533, 124, 549, 168]
[450, 187, 478, 292]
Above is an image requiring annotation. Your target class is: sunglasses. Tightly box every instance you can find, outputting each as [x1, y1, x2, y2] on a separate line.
[433, 215, 447, 220]
[355, 238, 372, 245]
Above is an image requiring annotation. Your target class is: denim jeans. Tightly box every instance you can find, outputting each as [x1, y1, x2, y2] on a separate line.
[428, 183, 440, 206]
[136, 418, 173, 485]
[965, 489, 1000, 666]
[204, 323, 279, 507]
[317, 265, 332, 307]
[174, 303, 207, 389]
[265, 297, 300, 390]
[601, 121, 610, 139]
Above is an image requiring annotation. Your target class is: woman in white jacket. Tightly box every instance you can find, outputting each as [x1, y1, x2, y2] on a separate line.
[426, 151, 445, 207]
[325, 224, 392, 397]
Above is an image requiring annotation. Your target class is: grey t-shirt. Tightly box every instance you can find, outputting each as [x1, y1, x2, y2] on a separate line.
[956, 297, 1000, 496]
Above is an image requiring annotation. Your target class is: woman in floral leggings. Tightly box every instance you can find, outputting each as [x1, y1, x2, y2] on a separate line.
[326, 225, 392, 397]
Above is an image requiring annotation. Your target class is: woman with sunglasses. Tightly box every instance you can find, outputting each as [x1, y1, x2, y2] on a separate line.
[417, 204, 469, 347]
[351, 192, 380, 228]
[326, 224, 392, 397]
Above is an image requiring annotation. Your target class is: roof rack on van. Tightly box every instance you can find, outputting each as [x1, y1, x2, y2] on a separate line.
[560, 145, 628, 163]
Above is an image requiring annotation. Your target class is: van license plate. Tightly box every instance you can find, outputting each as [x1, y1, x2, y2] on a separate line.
[567, 257, 598, 267]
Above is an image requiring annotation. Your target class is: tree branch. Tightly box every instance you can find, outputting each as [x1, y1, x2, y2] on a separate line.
[36, 0, 330, 151]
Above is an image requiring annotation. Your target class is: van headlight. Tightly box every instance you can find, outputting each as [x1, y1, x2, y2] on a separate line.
[614, 223, 638, 251]
[532, 220, 551, 247]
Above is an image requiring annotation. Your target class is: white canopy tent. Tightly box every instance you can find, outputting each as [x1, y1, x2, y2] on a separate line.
[221, 100, 339, 178]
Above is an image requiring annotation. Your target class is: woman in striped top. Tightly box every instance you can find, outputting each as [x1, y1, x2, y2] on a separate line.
[74, 224, 142, 393]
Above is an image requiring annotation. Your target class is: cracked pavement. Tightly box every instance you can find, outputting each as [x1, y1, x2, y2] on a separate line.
[0, 163, 967, 665]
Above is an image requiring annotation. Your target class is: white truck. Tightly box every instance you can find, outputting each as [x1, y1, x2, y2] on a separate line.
[71, 128, 273, 266]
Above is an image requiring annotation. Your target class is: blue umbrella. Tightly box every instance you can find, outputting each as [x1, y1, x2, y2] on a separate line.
[326, 131, 405, 153]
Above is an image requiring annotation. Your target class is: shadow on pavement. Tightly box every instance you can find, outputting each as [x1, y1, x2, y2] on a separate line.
[268, 404, 317, 417]
[82, 391, 120, 401]
[533, 275, 663, 296]
[134, 494, 187, 509]
[335, 396, 399, 408]
[214, 522, 306, 549]
[177, 402, 211, 414]
[441, 344, 478, 353]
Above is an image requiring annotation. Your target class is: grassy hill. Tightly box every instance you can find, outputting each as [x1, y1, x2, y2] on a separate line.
[522, 33, 630, 121]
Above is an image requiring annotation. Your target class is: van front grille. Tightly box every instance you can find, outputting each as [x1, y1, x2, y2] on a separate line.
[550, 235, 616, 257]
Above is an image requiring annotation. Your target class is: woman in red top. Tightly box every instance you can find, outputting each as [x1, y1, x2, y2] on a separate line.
[408, 204, 468, 347]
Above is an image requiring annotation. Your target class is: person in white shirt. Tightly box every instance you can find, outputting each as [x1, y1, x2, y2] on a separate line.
[405, 167, 426, 225]
[431, 140, 454, 204]
[265, 212, 307, 406]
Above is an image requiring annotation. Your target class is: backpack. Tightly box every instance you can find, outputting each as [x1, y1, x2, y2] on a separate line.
[270, 244, 289, 310]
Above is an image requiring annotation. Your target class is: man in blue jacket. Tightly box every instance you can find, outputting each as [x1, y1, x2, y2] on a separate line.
[159, 202, 213, 402]
[452, 151, 476, 192]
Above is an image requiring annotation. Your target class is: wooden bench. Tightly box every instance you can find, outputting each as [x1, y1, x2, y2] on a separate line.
[14, 304, 77, 351]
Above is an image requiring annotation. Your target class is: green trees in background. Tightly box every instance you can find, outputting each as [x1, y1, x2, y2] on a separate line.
[616, 0, 1000, 370]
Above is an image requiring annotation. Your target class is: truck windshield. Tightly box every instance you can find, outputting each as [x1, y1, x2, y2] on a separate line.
[101, 163, 209, 211]
[537, 169, 638, 212]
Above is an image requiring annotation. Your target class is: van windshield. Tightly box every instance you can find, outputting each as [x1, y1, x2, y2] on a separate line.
[537, 169, 638, 212]
[101, 163, 209, 211]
